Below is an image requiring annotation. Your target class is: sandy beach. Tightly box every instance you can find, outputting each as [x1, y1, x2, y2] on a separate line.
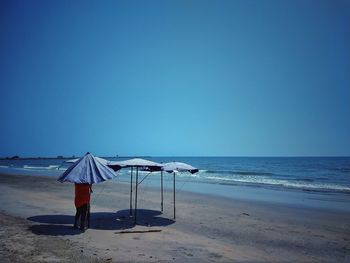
[0, 172, 349, 262]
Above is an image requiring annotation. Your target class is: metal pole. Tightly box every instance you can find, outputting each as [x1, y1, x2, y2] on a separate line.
[129, 167, 133, 216]
[173, 172, 176, 220]
[161, 170, 163, 212]
[134, 167, 139, 225]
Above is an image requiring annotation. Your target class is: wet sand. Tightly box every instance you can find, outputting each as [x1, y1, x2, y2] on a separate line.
[0, 172, 349, 262]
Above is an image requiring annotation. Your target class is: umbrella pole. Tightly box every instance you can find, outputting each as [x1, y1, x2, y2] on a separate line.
[173, 172, 176, 220]
[134, 167, 139, 225]
[161, 170, 163, 212]
[130, 167, 133, 216]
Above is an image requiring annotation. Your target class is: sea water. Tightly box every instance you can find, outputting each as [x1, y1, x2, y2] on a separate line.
[1, 157, 349, 211]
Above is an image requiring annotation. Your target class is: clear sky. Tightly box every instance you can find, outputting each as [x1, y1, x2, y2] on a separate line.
[1, 0, 350, 157]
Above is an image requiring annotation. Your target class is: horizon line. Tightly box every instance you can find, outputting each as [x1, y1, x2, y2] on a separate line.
[1, 155, 350, 160]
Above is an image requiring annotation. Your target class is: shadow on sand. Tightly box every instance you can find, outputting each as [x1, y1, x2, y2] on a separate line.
[28, 209, 175, 236]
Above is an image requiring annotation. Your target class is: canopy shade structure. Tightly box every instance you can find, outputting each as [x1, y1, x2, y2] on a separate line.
[108, 158, 162, 172]
[108, 158, 162, 225]
[161, 162, 199, 220]
[58, 152, 116, 184]
[162, 162, 199, 174]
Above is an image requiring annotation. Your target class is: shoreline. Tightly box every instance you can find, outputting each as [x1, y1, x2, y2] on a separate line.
[1, 156, 350, 200]
[1, 172, 350, 262]
[2, 168, 350, 213]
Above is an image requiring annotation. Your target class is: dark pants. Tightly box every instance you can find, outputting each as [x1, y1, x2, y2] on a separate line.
[74, 204, 88, 229]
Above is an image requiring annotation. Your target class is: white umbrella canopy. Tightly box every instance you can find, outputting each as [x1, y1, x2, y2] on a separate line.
[58, 152, 116, 184]
[108, 158, 162, 171]
[162, 162, 199, 174]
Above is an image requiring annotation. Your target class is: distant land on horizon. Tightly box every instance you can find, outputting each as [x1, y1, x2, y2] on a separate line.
[1, 155, 349, 160]
[0, 155, 150, 160]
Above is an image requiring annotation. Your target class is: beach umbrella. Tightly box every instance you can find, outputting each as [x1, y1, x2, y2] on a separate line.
[108, 158, 162, 171]
[108, 158, 162, 224]
[58, 152, 116, 184]
[162, 162, 199, 174]
[161, 162, 199, 219]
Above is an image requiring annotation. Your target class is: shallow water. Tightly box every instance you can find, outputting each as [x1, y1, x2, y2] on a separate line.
[1, 157, 350, 211]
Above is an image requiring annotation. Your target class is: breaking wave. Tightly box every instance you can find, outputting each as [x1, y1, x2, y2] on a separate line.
[23, 165, 60, 170]
[200, 174, 350, 192]
[204, 169, 274, 176]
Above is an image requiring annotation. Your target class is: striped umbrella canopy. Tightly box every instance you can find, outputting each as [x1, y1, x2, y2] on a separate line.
[58, 152, 116, 184]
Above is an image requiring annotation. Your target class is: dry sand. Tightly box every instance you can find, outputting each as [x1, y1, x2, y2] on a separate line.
[0, 172, 349, 262]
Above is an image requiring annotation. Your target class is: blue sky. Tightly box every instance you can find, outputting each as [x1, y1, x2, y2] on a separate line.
[1, 0, 350, 157]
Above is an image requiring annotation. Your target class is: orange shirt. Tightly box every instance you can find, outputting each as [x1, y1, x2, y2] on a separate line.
[74, 184, 91, 208]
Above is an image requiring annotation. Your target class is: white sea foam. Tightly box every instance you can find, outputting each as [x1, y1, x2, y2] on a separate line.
[179, 172, 201, 178]
[110, 169, 350, 192]
[1, 157, 349, 193]
[23, 165, 60, 170]
[201, 174, 350, 192]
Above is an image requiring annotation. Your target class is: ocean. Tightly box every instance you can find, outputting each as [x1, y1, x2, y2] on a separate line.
[1, 157, 350, 211]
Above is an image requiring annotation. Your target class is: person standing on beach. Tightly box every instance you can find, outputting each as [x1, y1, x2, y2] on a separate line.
[74, 183, 92, 230]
